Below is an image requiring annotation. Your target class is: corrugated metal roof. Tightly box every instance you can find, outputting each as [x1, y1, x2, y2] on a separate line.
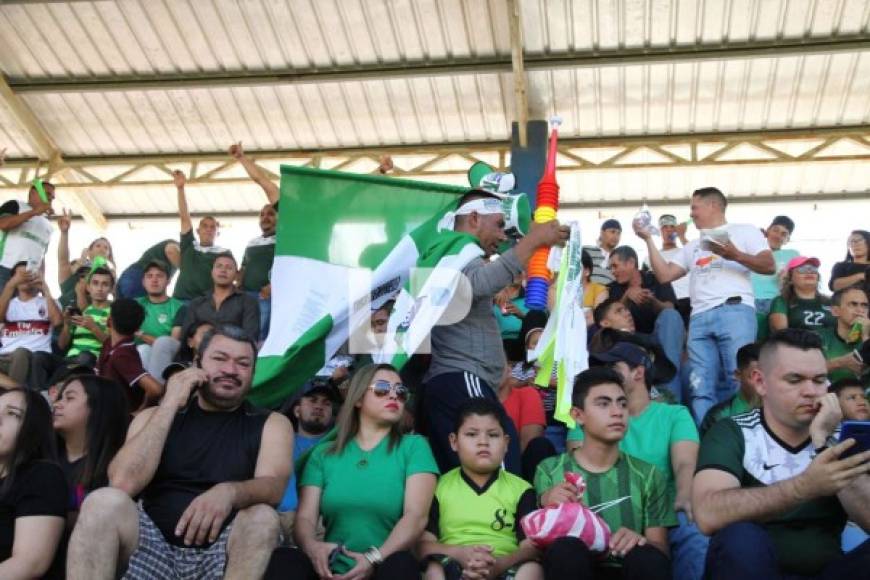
[0, 0, 868, 218]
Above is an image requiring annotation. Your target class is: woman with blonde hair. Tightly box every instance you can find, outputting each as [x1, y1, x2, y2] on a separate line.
[294, 364, 439, 579]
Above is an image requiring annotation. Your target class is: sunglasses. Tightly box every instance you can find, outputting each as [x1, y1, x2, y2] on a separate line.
[369, 380, 410, 402]
[794, 265, 818, 274]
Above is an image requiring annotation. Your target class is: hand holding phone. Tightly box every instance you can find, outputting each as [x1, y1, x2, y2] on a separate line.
[839, 421, 870, 459]
[164, 366, 209, 409]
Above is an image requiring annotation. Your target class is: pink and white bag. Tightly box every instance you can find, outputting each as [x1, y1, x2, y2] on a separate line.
[520, 472, 613, 552]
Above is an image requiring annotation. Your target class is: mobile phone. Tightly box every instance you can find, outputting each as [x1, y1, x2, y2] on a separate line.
[838, 421, 870, 459]
[328, 544, 344, 569]
[66, 307, 82, 317]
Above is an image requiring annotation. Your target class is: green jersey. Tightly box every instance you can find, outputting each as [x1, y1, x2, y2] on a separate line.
[699, 392, 755, 438]
[697, 409, 846, 575]
[67, 304, 109, 357]
[769, 295, 833, 331]
[300, 434, 438, 574]
[430, 468, 534, 558]
[567, 401, 697, 525]
[136, 296, 184, 342]
[240, 235, 275, 292]
[172, 231, 229, 301]
[534, 451, 670, 566]
[817, 326, 865, 384]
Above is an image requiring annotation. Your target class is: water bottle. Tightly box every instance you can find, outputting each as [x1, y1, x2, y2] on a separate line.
[633, 204, 659, 237]
[848, 321, 863, 343]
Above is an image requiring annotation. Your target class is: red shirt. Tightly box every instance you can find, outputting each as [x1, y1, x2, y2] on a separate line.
[96, 337, 150, 411]
[502, 386, 546, 432]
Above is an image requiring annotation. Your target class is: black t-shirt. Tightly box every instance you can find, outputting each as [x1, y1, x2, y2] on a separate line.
[829, 261, 869, 291]
[142, 400, 269, 547]
[0, 461, 68, 579]
[607, 271, 678, 334]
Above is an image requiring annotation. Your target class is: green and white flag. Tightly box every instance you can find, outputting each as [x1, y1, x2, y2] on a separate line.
[251, 165, 530, 406]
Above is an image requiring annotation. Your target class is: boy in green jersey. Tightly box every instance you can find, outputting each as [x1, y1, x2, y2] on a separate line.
[535, 368, 671, 580]
[419, 398, 541, 580]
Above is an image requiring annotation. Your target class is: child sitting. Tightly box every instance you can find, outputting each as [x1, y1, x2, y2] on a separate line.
[419, 398, 542, 580]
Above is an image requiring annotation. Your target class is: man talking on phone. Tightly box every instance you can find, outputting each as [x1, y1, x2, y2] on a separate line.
[693, 329, 870, 579]
[67, 325, 294, 580]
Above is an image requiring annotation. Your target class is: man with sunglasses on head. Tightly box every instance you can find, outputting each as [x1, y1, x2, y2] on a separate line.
[421, 189, 569, 475]
[0, 179, 54, 289]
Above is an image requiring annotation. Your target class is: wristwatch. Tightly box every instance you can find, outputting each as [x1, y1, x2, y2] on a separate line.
[363, 546, 383, 567]
[813, 434, 840, 456]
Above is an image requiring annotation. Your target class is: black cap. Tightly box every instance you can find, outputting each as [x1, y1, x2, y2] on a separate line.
[143, 259, 171, 276]
[589, 329, 676, 385]
[769, 216, 795, 235]
[601, 219, 622, 232]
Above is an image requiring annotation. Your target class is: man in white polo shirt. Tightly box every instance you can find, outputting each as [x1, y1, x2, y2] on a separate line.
[637, 187, 774, 424]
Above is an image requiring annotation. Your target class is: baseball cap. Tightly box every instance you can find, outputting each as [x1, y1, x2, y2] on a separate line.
[143, 259, 171, 276]
[589, 329, 677, 385]
[658, 215, 678, 227]
[601, 219, 622, 232]
[786, 256, 821, 272]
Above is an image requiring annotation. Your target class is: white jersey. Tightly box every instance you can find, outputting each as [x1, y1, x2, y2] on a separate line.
[0, 295, 54, 354]
[0, 201, 52, 269]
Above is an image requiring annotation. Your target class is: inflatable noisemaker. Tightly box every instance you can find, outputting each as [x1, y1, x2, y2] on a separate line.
[525, 117, 562, 310]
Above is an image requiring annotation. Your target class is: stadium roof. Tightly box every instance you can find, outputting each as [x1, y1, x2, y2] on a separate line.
[0, 0, 868, 229]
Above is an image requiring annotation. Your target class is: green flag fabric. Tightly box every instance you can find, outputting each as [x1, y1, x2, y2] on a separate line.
[249, 165, 469, 407]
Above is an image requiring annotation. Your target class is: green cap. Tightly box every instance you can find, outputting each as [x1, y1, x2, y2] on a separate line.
[467, 161, 494, 188]
[32, 179, 49, 203]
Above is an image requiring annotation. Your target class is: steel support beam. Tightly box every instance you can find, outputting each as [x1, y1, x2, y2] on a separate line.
[561, 190, 870, 209]
[5, 36, 869, 93]
[507, 0, 528, 147]
[0, 75, 107, 229]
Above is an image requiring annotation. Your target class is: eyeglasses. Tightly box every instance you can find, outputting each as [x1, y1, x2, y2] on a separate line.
[369, 380, 410, 402]
[794, 265, 818, 274]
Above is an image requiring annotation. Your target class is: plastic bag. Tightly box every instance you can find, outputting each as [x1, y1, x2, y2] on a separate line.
[632, 204, 659, 237]
[519, 473, 612, 552]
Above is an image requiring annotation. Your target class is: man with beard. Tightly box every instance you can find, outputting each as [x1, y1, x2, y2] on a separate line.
[67, 325, 293, 580]
[230, 142, 278, 341]
[290, 380, 340, 459]
[136, 260, 185, 381]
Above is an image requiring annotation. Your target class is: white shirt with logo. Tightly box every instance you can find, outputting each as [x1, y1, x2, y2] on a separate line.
[0, 295, 55, 354]
[668, 223, 769, 315]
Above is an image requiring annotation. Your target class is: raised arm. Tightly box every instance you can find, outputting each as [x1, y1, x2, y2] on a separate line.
[636, 226, 687, 284]
[57, 209, 73, 283]
[229, 142, 279, 204]
[0, 199, 52, 233]
[174, 171, 192, 235]
[108, 367, 207, 496]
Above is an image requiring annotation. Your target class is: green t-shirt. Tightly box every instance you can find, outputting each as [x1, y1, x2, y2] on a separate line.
[817, 326, 865, 384]
[241, 235, 275, 292]
[432, 467, 532, 557]
[136, 240, 178, 279]
[300, 434, 438, 574]
[172, 231, 229, 301]
[697, 409, 846, 575]
[136, 296, 184, 342]
[567, 401, 697, 525]
[769, 295, 834, 331]
[699, 392, 755, 438]
[493, 297, 529, 340]
[534, 451, 670, 567]
[67, 304, 110, 357]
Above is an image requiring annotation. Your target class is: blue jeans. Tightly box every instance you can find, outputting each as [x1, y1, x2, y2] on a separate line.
[668, 510, 709, 580]
[117, 264, 145, 299]
[687, 303, 757, 424]
[247, 291, 271, 342]
[654, 308, 686, 404]
[706, 522, 870, 579]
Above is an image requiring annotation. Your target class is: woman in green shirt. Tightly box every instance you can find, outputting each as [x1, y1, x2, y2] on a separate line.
[295, 364, 439, 579]
[769, 256, 833, 333]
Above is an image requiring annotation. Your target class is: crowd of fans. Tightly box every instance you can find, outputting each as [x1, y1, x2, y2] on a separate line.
[0, 145, 868, 580]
